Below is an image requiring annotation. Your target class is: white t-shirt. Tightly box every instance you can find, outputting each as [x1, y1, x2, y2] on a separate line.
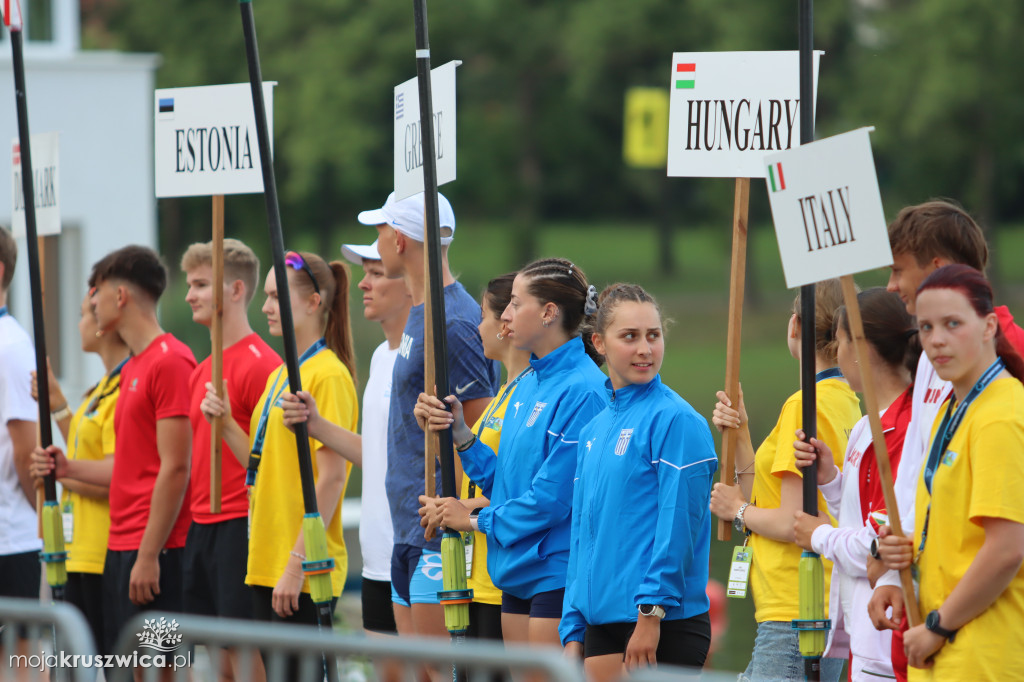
[0, 312, 42, 555]
[360, 341, 398, 581]
[877, 352, 951, 591]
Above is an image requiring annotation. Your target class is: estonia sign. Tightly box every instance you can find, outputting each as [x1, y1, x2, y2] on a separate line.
[154, 82, 276, 198]
[394, 60, 460, 201]
[11, 132, 60, 238]
[765, 127, 891, 289]
[667, 51, 822, 178]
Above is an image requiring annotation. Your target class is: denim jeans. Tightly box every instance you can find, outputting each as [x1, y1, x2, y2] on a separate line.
[739, 621, 845, 682]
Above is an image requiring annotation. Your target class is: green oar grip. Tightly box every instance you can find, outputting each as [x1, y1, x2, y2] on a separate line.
[41, 500, 68, 588]
[794, 550, 829, 658]
[438, 530, 472, 634]
[302, 513, 335, 606]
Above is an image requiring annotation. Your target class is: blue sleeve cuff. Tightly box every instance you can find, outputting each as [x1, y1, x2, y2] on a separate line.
[476, 505, 494, 536]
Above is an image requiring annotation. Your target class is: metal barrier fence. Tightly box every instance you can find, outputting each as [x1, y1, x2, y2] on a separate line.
[0, 596, 98, 682]
[106, 611, 587, 682]
[1, 600, 741, 682]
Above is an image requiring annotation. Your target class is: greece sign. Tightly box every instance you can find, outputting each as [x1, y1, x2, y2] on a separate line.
[765, 127, 891, 288]
[393, 60, 460, 201]
[11, 132, 60, 237]
[667, 51, 822, 178]
[154, 82, 276, 198]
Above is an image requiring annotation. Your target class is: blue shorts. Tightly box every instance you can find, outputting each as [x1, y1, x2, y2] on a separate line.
[500, 588, 565, 619]
[390, 543, 443, 607]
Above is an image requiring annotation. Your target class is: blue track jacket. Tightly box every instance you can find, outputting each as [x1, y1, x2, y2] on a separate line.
[560, 375, 717, 645]
[462, 336, 607, 599]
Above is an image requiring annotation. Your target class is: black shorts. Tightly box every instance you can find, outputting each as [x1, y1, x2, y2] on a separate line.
[251, 585, 339, 682]
[500, 588, 564, 619]
[361, 578, 397, 634]
[467, 602, 503, 641]
[102, 547, 184, 654]
[0, 550, 41, 637]
[183, 518, 252, 620]
[66, 571, 107, 655]
[583, 611, 711, 668]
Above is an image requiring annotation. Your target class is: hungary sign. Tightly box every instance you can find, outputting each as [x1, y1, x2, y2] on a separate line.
[667, 51, 822, 178]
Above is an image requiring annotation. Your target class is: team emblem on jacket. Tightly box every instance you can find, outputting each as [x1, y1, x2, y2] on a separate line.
[526, 401, 548, 427]
[614, 428, 634, 456]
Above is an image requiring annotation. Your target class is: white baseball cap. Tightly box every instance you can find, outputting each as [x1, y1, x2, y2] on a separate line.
[340, 240, 381, 265]
[357, 191, 456, 244]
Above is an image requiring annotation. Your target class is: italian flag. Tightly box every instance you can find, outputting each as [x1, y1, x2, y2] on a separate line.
[675, 63, 696, 89]
[767, 162, 786, 192]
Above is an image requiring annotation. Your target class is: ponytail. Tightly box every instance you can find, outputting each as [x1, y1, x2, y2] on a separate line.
[293, 251, 357, 384]
[326, 261, 357, 383]
[996, 330, 1024, 383]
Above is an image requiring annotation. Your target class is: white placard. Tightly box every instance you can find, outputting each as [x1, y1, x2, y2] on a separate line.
[667, 51, 822, 178]
[765, 127, 891, 288]
[154, 82, 276, 198]
[393, 60, 460, 201]
[11, 132, 60, 237]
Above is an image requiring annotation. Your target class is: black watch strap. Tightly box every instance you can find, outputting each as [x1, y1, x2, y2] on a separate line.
[869, 537, 881, 560]
[926, 610, 957, 641]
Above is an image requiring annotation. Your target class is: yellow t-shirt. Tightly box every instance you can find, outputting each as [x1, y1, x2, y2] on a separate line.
[461, 381, 518, 606]
[911, 377, 1024, 682]
[64, 373, 119, 574]
[246, 349, 358, 597]
[748, 377, 861, 623]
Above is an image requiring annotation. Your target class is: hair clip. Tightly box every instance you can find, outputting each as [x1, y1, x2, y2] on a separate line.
[583, 285, 599, 316]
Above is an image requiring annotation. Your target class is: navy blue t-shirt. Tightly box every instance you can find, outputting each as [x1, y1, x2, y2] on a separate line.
[386, 281, 500, 549]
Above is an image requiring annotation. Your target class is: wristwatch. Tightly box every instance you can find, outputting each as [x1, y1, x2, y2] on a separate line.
[733, 502, 751, 533]
[925, 610, 957, 642]
[869, 537, 881, 560]
[469, 507, 481, 532]
[638, 604, 666, 620]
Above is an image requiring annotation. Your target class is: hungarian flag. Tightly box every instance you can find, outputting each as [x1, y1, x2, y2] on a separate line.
[2, 0, 24, 29]
[767, 162, 786, 192]
[675, 63, 696, 89]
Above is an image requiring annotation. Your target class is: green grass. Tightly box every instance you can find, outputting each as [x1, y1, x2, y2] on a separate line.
[158, 218, 1023, 672]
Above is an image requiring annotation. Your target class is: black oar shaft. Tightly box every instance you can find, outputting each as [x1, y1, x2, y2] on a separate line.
[798, 0, 817, 518]
[239, 1, 318, 512]
[413, 0, 456, 499]
[10, 28, 56, 502]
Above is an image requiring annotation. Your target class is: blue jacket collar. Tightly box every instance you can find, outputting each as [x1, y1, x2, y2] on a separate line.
[530, 336, 584, 381]
[606, 374, 662, 408]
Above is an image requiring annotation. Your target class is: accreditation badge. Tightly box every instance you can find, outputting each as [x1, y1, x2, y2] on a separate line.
[62, 499, 73, 545]
[463, 532, 474, 578]
[727, 544, 753, 598]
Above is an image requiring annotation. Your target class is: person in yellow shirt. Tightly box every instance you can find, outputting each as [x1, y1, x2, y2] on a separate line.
[202, 252, 358, 641]
[30, 290, 129, 655]
[873, 265, 1024, 680]
[709, 279, 862, 681]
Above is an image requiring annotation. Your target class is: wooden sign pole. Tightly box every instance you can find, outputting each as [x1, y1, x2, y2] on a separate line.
[210, 195, 225, 514]
[718, 177, 750, 541]
[839, 275, 920, 626]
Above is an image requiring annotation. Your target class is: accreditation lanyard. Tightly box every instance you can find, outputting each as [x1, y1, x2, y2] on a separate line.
[72, 355, 130, 460]
[917, 357, 1005, 555]
[246, 338, 327, 485]
[466, 368, 533, 499]
[0, 305, 7, 319]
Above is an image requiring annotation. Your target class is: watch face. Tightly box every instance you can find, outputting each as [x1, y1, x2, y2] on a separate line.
[639, 605, 653, 616]
[733, 516, 744, 532]
[926, 610, 939, 629]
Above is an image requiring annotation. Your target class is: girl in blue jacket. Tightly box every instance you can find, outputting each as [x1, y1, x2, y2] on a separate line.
[415, 257, 607, 648]
[560, 283, 717, 680]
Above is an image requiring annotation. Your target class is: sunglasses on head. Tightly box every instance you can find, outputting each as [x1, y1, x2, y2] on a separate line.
[285, 251, 321, 295]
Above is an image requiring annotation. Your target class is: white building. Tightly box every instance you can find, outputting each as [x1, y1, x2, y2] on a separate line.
[0, 0, 159, 397]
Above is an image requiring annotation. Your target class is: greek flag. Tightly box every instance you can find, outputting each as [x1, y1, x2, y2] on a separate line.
[614, 429, 634, 456]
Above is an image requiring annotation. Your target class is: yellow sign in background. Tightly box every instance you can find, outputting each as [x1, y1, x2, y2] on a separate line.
[623, 87, 669, 169]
